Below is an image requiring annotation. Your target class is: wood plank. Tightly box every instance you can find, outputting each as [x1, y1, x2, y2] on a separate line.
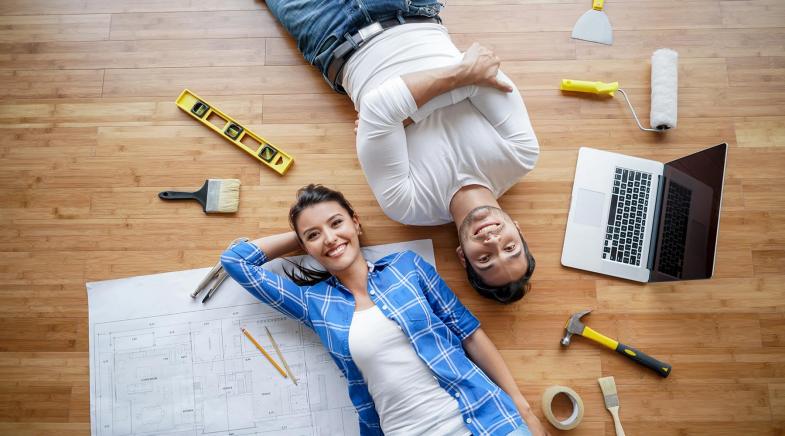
[760, 314, 785, 347]
[735, 116, 785, 148]
[451, 32, 576, 61]
[0, 0, 259, 14]
[743, 180, 785, 211]
[102, 65, 328, 97]
[0, 70, 104, 99]
[576, 28, 785, 60]
[0, 422, 89, 436]
[770, 384, 785, 421]
[0, 39, 267, 70]
[109, 11, 286, 40]
[721, 0, 785, 29]
[727, 56, 785, 87]
[264, 38, 306, 66]
[0, 15, 110, 43]
[0, 96, 263, 127]
[596, 277, 784, 314]
[262, 94, 356, 123]
[441, 2, 723, 33]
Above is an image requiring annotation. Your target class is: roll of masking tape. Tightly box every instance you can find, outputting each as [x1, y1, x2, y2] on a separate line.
[541, 385, 584, 431]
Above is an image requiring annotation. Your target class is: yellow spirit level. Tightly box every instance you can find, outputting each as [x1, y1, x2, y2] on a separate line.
[175, 89, 294, 175]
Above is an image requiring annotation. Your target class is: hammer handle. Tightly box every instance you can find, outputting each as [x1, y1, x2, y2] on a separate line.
[582, 327, 672, 377]
[615, 343, 672, 378]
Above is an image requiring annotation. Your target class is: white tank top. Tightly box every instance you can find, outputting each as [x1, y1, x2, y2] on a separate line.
[348, 305, 471, 436]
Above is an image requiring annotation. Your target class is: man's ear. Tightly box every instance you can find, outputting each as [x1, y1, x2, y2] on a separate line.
[455, 246, 467, 268]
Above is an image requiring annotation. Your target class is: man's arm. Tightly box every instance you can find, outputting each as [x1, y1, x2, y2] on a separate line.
[463, 328, 551, 436]
[401, 42, 512, 107]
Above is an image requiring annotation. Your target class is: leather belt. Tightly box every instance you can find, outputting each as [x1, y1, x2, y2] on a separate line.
[325, 15, 441, 93]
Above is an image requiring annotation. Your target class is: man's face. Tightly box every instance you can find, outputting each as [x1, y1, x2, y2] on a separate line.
[456, 206, 529, 287]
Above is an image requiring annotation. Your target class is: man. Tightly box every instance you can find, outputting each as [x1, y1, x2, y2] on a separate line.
[266, 0, 539, 303]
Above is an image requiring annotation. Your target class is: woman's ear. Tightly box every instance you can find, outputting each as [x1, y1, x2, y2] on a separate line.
[353, 215, 362, 235]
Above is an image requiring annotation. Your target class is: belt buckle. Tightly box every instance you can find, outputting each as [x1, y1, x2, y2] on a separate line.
[357, 22, 384, 42]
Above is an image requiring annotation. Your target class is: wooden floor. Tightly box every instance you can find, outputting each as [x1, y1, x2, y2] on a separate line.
[1, 0, 784, 434]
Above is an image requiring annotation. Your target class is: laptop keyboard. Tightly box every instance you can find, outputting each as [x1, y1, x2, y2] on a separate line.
[657, 181, 693, 278]
[602, 168, 652, 266]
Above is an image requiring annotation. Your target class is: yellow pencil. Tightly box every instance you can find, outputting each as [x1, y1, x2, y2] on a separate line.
[265, 326, 298, 385]
[241, 327, 287, 379]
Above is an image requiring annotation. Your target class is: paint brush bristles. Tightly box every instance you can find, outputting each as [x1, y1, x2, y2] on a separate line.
[205, 179, 240, 213]
[598, 376, 619, 408]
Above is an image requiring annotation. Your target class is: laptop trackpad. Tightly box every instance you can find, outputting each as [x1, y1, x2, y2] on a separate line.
[573, 189, 606, 228]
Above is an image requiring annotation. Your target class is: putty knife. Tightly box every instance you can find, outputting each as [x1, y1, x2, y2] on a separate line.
[572, 0, 613, 45]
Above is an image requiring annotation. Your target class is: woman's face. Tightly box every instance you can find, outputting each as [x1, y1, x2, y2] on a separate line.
[295, 201, 363, 274]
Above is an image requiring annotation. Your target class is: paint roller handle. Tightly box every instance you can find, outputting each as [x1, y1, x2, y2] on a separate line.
[615, 342, 672, 378]
[592, 0, 604, 11]
[560, 79, 619, 97]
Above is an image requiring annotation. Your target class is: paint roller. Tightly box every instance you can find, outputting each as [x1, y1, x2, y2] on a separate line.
[561, 48, 678, 132]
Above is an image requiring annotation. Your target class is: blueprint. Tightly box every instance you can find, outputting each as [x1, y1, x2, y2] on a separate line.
[87, 240, 435, 436]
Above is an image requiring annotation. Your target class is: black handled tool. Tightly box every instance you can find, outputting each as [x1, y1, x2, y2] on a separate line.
[561, 309, 672, 377]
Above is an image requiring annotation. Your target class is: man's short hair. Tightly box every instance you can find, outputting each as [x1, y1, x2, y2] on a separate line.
[463, 232, 535, 304]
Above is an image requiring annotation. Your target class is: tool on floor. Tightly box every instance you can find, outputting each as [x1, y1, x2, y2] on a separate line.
[560, 48, 679, 131]
[265, 326, 298, 386]
[191, 237, 248, 302]
[159, 179, 240, 214]
[598, 376, 626, 436]
[242, 327, 288, 379]
[175, 89, 294, 175]
[541, 385, 584, 431]
[571, 0, 613, 45]
[561, 309, 672, 377]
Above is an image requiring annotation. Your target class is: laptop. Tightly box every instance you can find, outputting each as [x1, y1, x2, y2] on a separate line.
[561, 143, 728, 282]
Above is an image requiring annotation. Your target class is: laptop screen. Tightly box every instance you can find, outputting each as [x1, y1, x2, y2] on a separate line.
[650, 143, 728, 281]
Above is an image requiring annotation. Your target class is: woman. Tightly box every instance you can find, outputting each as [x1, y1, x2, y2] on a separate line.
[221, 185, 548, 436]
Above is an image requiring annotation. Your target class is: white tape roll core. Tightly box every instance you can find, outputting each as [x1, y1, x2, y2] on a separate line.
[541, 385, 584, 431]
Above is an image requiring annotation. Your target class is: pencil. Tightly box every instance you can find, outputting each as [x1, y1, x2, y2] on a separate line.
[265, 326, 298, 385]
[241, 327, 287, 379]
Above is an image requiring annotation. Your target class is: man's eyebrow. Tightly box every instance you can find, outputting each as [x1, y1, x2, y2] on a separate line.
[476, 248, 523, 272]
[302, 213, 342, 233]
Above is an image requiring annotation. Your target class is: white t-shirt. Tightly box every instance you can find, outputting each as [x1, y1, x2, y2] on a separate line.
[345, 24, 539, 226]
[348, 305, 471, 436]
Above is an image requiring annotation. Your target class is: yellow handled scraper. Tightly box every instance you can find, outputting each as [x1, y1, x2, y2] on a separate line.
[572, 0, 613, 45]
[561, 309, 672, 378]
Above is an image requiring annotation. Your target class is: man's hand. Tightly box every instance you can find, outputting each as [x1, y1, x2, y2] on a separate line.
[459, 42, 513, 93]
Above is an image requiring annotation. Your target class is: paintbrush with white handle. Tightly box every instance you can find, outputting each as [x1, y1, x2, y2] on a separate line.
[598, 376, 625, 436]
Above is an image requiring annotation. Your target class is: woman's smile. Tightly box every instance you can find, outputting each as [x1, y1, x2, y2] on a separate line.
[325, 242, 348, 258]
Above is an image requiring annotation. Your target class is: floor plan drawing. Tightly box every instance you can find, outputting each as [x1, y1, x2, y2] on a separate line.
[87, 239, 435, 436]
[92, 305, 358, 436]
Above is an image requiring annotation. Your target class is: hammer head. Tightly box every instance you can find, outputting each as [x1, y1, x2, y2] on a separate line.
[560, 309, 592, 347]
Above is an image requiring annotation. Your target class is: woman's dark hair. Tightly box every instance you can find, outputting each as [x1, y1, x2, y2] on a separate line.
[284, 184, 358, 286]
[464, 232, 535, 304]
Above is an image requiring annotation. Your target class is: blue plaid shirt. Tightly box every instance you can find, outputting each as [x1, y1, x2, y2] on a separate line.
[221, 242, 527, 436]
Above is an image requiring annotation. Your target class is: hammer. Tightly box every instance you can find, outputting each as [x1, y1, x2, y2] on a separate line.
[561, 309, 672, 378]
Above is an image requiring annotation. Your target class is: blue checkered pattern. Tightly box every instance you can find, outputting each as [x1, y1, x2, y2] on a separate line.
[221, 242, 527, 436]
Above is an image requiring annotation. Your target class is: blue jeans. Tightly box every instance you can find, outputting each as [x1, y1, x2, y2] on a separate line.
[265, 0, 442, 92]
